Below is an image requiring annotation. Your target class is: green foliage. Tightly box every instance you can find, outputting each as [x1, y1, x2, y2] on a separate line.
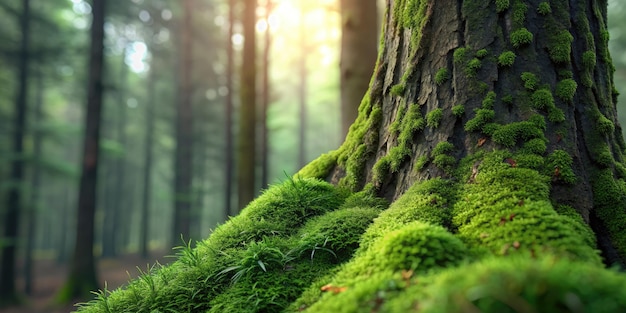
[596, 114, 615, 135]
[475, 49, 488, 58]
[495, 0, 510, 13]
[453, 47, 469, 64]
[465, 109, 495, 132]
[451, 105, 465, 117]
[592, 169, 626, 258]
[497, 51, 516, 67]
[531, 88, 554, 109]
[548, 30, 574, 63]
[520, 72, 539, 90]
[583, 50, 597, 68]
[555, 78, 577, 103]
[390, 84, 405, 96]
[482, 91, 497, 109]
[432, 142, 455, 173]
[537, 1, 551, 15]
[521, 138, 547, 155]
[397, 257, 626, 313]
[491, 120, 545, 147]
[434, 68, 449, 85]
[426, 108, 443, 128]
[546, 150, 577, 184]
[296, 152, 338, 179]
[510, 28, 533, 48]
[465, 58, 482, 77]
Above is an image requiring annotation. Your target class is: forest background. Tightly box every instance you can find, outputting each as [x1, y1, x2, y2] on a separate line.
[0, 0, 624, 310]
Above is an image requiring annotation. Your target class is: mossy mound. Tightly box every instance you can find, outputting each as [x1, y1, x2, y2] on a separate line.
[76, 178, 379, 313]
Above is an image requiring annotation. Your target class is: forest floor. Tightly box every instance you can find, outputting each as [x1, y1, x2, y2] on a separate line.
[1, 252, 168, 313]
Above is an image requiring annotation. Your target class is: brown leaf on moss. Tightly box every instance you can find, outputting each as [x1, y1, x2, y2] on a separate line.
[478, 137, 487, 147]
[504, 158, 517, 167]
[321, 284, 348, 294]
[554, 166, 561, 177]
[509, 213, 516, 221]
[513, 241, 521, 249]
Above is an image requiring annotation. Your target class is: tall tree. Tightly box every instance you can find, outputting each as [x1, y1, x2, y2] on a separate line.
[0, 0, 30, 303]
[260, 0, 272, 189]
[172, 0, 194, 245]
[297, 4, 307, 169]
[140, 58, 156, 259]
[57, 0, 105, 301]
[339, 0, 378, 138]
[224, 0, 235, 217]
[237, 0, 257, 211]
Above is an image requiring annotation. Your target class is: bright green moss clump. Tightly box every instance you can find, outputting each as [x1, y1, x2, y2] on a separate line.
[548, 30, 574, 63]
[390, 83, 405, 96]
[465, 58, 482, 77]
[555, 78, 577, 103]
[510, 28, 533, 48]
[495, 0, 510, 13]
[434, 68, 449, 85]
[497, 50, 516, 67]
[451, 104, 465, 117]
[453, 46, 469, 64]
[521, 72, 539, 90]
[475, 48, 488, 58]
[426, 108, 443, 128]
[537, 1, 551, 15]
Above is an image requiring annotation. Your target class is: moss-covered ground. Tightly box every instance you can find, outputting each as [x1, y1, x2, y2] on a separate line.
[75, 151, 626, 312]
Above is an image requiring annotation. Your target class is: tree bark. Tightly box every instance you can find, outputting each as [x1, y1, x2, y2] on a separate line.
[260, 0, 272, 189]
[0, 0, 29, 303]
[172, 0, 194, 245]
[58, 0, 105, 301]
[237, 0, 257, 211]
[339, 0, 378, 138]
[301, 0, 626, 266]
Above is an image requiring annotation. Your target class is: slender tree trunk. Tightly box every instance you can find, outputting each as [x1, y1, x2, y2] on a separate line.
[0, 0, 29, 303]
[113, 52, 128, 254]
[260, 0, 272, 189]
[298, 7, 307, 169]
[224, 0, 235, 218]
[172, 0, 194, 245]
[24, 71, 43, 296]
[140, 61, 156, 259]
[237, 0, 257, 211]
[58, 0, 105, 301]
[339, 0, 378, 138]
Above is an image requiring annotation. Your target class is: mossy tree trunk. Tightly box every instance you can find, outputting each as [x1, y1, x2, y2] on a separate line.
[303, 0, 625, 265]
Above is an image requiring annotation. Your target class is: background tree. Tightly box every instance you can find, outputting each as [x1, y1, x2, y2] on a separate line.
[339, 0, 378, 137]
[0, 0, 30, 303]
[58, 0, 106, 301]
[237, 0, 257, 211]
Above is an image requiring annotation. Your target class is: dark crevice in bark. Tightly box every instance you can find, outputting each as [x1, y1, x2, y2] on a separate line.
[590, 210, 625, 269]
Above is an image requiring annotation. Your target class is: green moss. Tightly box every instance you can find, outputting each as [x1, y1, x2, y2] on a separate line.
[546, 150, 577, 184]
[465, 108, 495, 132]
[583, 50, 597, 68]
[501, 95, 513, 104]
[592, 169, 626, 258]
[434, 68, 449, 85]
[393, 257, 626, 313]
[521, 138, 547, 155]
[537, 1, 551, 15]
[511, 1, 528, 28]
[521, 72, 539, 90]
[432, 142, 455, 173]
[491, 120, 546, 148]
[510, 28, 533, 48]
[465, 58, 482, 77]
[555, 78, 577, 103]
[414, 155, 429, 171]
[482, 91, 497, 109]
[495, 0, 510, 13]
[582, 50, 596, 87]
[453, 47, 469, 64]
[548, 30, 574, 63]
[497, 50, 516, 67]
[531, 88, 554, 109]
[596, 114, 615, 135]
[451, 105, 465, 117]
[390, 83, 405, 96]
[296, 152, 337, 179]
[426, 108, 444, 128]
[475, 49, 488, 58]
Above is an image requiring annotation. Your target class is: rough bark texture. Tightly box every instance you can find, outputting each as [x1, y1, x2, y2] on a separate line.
[59, 0, 104, 301]
[340, 0, 379, 138]
[307, 0, 624, 266]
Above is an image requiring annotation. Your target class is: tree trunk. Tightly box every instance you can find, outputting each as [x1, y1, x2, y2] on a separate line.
[339, 0, 378, 138]
[57, 0, 105, 301]
[237, 0, 257, 211]
[223, 0, 235, 218]
[260, 0, 272, 189]
[140, 59, 156, 259]
[298, 7, 307, 169]
[24, 71, 43, 296]
[0, 0, 29, 303]
[172, 0, 194, 245]
[301, 0, 625, 266]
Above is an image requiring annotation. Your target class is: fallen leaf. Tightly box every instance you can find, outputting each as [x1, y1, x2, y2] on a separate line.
[513, 241, 521, 249]
[478, 137, 487, 147]
[321, 284, 347, 294]
[504, 158, 517, 167]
